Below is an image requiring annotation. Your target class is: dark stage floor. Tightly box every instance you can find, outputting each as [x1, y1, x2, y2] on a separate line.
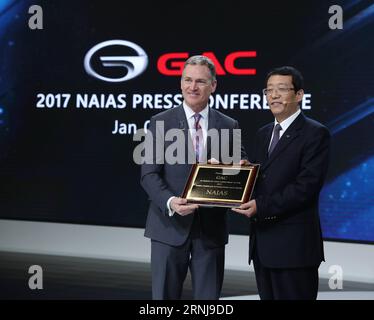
[0, 251, 372, 300]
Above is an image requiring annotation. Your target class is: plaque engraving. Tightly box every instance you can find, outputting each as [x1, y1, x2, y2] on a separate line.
[181, 163, 260, 207]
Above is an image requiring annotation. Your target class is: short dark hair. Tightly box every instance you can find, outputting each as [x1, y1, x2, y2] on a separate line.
[265, 66, 304, 92]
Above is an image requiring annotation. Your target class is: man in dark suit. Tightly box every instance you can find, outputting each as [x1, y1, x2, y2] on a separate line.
[233, 66, 330, 300]
[141, 55, 246, 299]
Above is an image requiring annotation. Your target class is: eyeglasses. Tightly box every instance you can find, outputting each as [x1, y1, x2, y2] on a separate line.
[262, 87, 295, 96]
[182, 77, 211, 87]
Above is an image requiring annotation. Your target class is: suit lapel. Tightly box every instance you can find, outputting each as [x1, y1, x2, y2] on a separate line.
[173, 106, 221, 163]
[174, 104, 189, 129]
[173, 105, 195, 166]
[262, 113, 305, 171]
[208, 108, 219, 131]
[258, 124, 273, 165]
[206, 108, 220, 162]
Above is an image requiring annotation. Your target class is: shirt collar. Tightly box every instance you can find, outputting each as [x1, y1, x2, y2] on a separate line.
[183, 102, 209, 120]
[275, 109, 301, 132]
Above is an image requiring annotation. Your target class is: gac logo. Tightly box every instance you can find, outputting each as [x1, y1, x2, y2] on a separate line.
[157, 51, 257, 76]
[84, 40, 148, 82]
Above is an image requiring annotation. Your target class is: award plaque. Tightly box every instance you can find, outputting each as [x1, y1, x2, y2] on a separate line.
[181, 163, 260, 208]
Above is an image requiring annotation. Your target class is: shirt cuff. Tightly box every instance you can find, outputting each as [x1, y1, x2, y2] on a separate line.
[166, 196, 176, 217]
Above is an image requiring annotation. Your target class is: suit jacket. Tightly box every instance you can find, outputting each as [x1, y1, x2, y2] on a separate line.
[249, 112, 330, 268]
[141, 105, 246, 248]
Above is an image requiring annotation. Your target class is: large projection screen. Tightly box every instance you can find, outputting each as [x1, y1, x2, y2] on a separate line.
[0, 0, 373, 244]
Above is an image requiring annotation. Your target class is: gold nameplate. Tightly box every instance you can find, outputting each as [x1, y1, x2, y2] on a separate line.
[181, 163, 260, 208]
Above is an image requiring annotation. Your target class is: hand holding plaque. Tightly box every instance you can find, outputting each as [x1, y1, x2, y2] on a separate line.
[181, 163, 260, 208]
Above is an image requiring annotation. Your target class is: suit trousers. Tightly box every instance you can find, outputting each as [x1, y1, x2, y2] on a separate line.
[151, 212, 225, 300]
[253, 243, 319, 300]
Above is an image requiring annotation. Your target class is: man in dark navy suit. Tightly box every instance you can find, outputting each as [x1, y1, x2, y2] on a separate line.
[141, 55, 246, 299]
[233, 66, 330, 300]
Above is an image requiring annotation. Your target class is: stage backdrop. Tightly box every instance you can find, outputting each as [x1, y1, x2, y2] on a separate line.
[0, 0, 373, 243]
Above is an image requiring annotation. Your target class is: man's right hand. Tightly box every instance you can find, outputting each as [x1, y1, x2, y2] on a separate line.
[170, 197, 199, 216]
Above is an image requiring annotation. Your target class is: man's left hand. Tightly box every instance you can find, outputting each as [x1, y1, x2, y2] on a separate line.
[232, 199, 257, 218]
[239, 159, 250, 165]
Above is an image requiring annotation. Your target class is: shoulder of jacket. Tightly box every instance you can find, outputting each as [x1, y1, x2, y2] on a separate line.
[151, 105, 182, 121]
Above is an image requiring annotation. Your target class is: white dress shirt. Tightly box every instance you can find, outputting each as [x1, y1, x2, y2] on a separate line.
[167, 103, 210, 216]
[268, 109, 301, 152]
[183, 101, 209, 148]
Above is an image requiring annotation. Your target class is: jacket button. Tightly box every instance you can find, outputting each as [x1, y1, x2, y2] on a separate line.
[262, 174, 266, 179]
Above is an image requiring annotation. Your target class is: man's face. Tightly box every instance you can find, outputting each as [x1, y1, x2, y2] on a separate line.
[266, 75, 303, 122]
[181, 64, 217, 112]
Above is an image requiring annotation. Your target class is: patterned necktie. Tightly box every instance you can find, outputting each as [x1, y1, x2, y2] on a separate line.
[268, 123, 282, 156]
[193, 113, 203, 162]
